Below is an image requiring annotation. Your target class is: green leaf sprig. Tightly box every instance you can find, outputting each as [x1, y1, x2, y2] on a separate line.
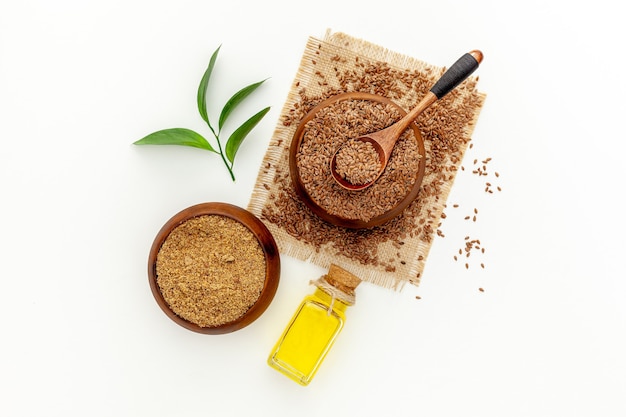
[134, 46, 270, 181]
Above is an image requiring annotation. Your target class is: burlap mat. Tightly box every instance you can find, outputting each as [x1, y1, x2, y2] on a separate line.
[247, 30, 486, 289]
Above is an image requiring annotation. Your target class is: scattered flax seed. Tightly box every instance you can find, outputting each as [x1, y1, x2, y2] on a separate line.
[479, 287, 484, 292]
[449, 235, 488, 271]
[430, 130, 502, 278]
[415, 295, 421, 300]
[155, 215, 266, 328]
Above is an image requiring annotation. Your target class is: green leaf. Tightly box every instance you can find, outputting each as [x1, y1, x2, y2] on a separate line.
[134, 128, 217, 152]
[225, 107, 270, 163]
[218, 78, 268, 130]
[197, 45, 221, 124]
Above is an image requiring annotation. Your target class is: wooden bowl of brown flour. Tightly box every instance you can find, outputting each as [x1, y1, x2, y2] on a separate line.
[147, 202, 280, 334]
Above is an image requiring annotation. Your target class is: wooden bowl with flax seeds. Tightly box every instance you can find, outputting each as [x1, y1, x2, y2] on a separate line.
[289, 92, 426, 229]
[147, 202, 280, 334]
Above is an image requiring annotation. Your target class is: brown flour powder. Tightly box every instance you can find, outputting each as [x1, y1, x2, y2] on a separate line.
[155, 215, 266, 327]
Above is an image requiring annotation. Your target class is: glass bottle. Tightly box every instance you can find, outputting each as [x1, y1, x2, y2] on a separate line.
[267, 264, 361, 386]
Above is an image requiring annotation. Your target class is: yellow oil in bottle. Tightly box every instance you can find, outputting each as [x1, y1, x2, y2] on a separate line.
[268, 264, 361, 386]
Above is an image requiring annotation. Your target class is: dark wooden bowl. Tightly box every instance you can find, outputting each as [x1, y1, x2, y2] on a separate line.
[147, 202, 280, 334]
[289, 92, 426, 229]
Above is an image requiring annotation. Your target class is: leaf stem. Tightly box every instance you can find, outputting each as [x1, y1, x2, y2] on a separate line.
[216, 137, 236, 181]
[206, 120, 236, 181]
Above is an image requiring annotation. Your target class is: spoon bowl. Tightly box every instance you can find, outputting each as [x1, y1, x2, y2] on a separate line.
[331, 50, 483, 190]
[330, 136, 386, 191]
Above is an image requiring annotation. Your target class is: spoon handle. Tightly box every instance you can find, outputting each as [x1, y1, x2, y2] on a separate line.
[385, 50, 483, 138]
[430, 50, 483, 99]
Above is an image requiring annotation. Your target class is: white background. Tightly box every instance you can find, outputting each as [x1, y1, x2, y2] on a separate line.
[1, 1, 625, 416]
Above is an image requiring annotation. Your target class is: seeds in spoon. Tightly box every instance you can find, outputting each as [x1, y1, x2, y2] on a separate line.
[334, 139, 382, 185]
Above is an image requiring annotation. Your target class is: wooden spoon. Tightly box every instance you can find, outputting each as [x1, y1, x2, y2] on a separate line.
[331, 50, 483, 191]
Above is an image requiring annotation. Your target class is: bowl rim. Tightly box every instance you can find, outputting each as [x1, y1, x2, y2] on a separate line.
[147, 202, 280, 334]
[288, 92, 426, 229]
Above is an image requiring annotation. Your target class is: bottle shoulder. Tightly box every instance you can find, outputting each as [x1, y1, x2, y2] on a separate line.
[302, 289, 350, 316]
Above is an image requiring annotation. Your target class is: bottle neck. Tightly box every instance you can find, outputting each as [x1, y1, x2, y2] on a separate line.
[313, 288, 350, 313]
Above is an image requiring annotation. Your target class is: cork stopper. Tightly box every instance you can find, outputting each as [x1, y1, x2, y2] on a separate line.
[325, 264, 361, 297]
